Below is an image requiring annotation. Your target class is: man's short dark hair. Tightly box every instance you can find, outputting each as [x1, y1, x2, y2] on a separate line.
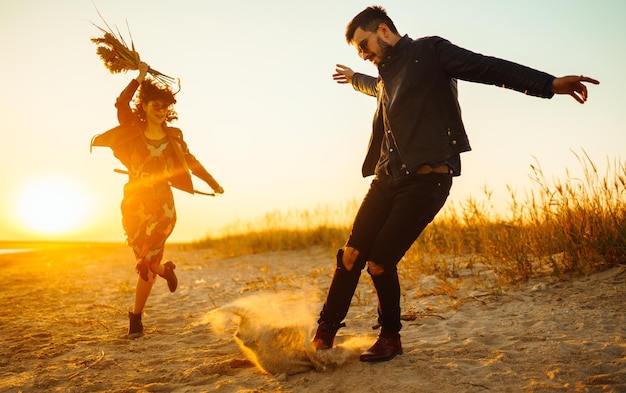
[345, 5, 399, 44]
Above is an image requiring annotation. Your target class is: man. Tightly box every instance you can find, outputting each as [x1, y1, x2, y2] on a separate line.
[312, 5, 599, 362]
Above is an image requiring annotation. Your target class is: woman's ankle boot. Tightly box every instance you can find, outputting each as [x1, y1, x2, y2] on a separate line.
[128, 311, 143, 339]
[159, 261, 177, 292]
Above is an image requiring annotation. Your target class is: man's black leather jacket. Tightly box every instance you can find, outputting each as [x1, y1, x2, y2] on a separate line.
[351, 35, 555, 177]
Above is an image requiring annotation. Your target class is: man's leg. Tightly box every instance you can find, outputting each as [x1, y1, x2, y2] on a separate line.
[358, 263, 403, 361]
[370, 264, 402, 331]
[312, 248, 366, 349]
[313, 178, 392, 349]
[317, 248, 365, 329]
[360, 173, 452, 361]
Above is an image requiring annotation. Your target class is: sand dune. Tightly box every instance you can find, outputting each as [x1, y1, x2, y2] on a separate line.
[1, 243, 625, 392]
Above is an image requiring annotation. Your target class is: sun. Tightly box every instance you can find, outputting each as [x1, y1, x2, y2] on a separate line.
[14, 176, 92, 236]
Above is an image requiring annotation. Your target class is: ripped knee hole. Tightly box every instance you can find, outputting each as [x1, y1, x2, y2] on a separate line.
[341, 247, 360, 271]
[367, 261, 385, 276]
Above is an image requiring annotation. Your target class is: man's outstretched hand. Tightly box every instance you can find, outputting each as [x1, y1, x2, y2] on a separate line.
[552, 75, 600, 104]
[333, 64, 355, 84]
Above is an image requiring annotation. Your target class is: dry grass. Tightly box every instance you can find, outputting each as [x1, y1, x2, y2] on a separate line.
[192, 151, 626, 292]
[190, 202, 358, 256]
[90, 10, 176, 87]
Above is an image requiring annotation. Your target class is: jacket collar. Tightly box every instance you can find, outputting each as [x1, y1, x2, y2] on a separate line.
[379, 34, 412, 68]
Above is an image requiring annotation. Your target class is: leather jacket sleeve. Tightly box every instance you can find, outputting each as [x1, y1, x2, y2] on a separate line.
[171, 129, 222, 191]
[187, 153, 221, 191]
[432, 37, 555, 98]
[116, 79, 140, 125]
[352, 73, 379, 97]
[90, 79, 140, 157]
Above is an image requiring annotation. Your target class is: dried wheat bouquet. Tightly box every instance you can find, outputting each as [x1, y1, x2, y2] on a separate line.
[90, 13, 176, 87]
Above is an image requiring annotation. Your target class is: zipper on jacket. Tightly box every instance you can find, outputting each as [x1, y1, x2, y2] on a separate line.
[382, 96, 410, 175]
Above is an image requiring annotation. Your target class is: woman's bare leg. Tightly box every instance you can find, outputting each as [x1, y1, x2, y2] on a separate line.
[133, 272, 157, 314]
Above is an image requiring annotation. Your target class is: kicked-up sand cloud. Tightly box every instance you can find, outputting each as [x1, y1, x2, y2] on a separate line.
[205, 291, 355, 375]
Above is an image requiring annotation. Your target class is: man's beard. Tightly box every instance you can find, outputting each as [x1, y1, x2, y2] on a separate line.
[373, 37, 393, 65]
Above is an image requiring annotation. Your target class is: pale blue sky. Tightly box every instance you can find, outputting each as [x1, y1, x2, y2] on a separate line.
[0, 0, 623, 242]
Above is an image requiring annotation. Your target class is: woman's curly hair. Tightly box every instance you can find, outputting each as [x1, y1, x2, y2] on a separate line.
[133, 78, 178, 123]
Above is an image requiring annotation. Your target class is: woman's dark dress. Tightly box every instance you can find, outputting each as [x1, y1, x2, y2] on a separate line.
[121, 135, 177, 270]
[92, 79, 222, 276]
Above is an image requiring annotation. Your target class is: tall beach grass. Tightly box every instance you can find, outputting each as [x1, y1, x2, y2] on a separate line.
[192, 151, 626, 287]
[190, 201, 359, 256]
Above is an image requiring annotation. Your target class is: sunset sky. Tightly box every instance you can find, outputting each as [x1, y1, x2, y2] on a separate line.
[0, 0, 623, 243]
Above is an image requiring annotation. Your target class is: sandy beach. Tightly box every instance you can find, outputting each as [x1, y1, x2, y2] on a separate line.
[1, 243, 625, 392]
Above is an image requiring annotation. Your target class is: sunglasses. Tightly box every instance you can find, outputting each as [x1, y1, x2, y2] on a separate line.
[357, 32, 375, 55]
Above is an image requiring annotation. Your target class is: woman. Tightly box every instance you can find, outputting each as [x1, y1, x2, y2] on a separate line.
[91, 62, 224, 338]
